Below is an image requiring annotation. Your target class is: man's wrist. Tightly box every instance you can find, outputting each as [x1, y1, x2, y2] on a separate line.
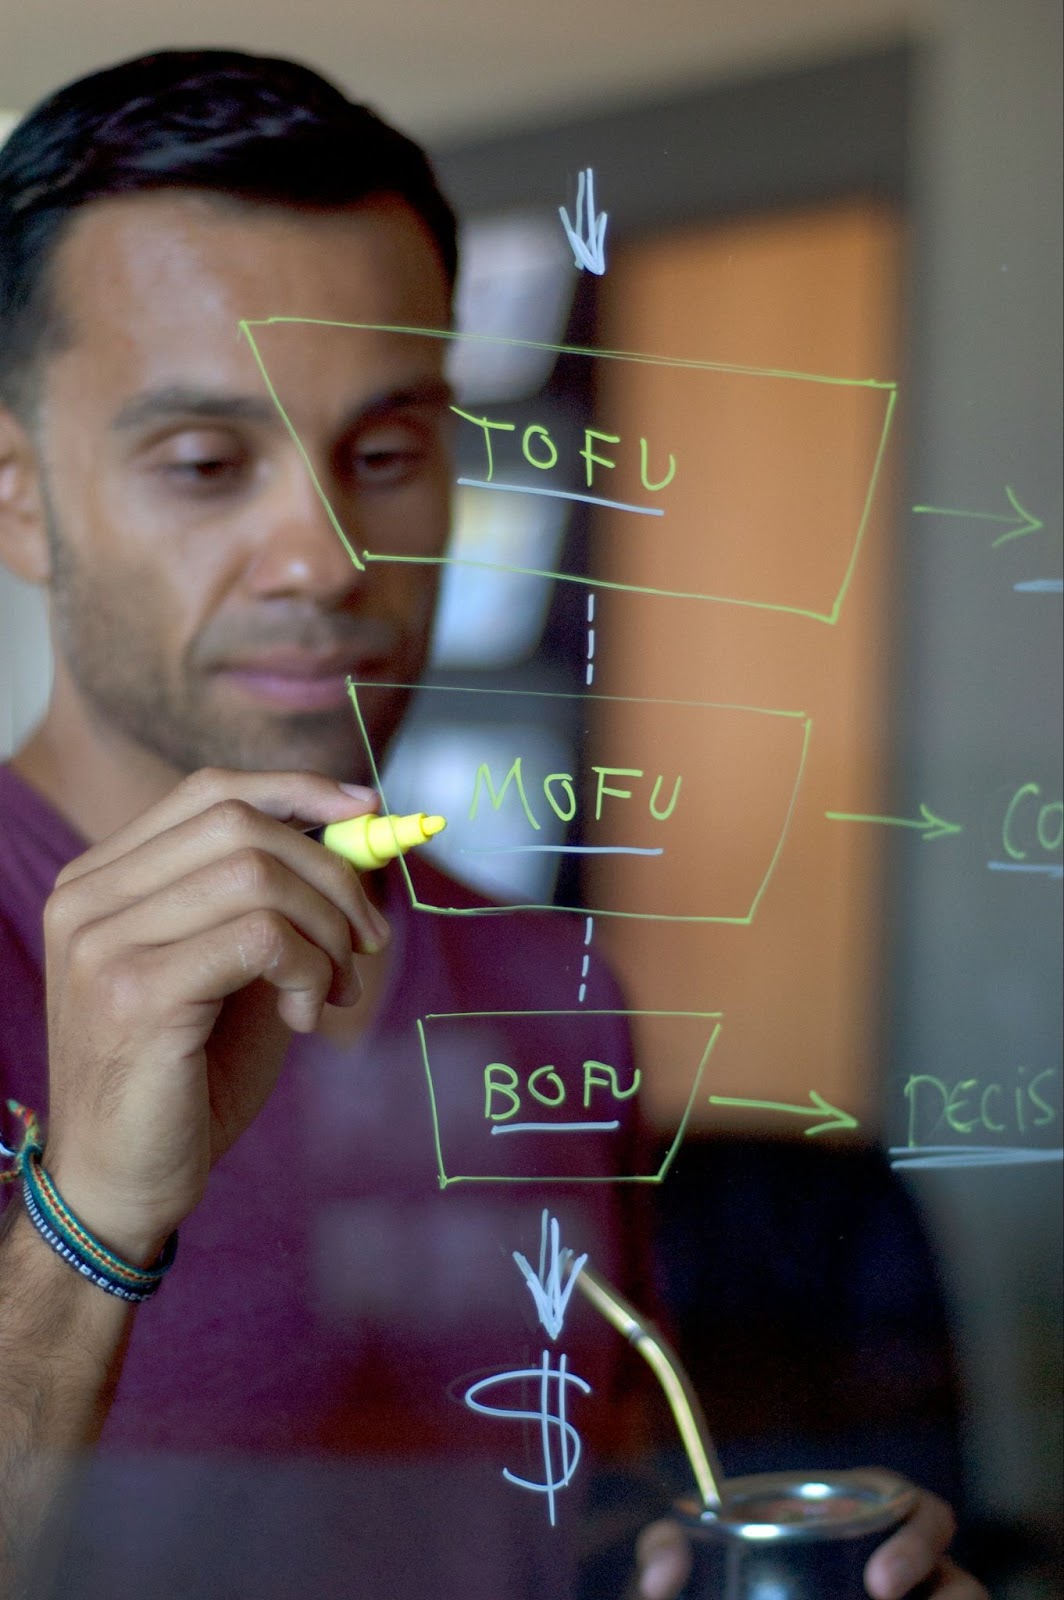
[40, 1149, 177, 1270]
[2, 1199, 134, 1342]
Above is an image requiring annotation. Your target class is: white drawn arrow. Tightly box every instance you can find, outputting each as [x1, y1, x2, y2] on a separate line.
[559, 169, 608, 275]
[513, 1210, 588, 1340]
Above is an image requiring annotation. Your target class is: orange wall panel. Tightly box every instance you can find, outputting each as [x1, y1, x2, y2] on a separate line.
[588, 200, 902, 1135]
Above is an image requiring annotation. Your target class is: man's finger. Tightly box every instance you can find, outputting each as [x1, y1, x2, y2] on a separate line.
[69, 910, 337, 1058]
[57, 768, 377, 882]
[924, 1558, 990, 1599]
[64, 855, 362, 1007]
[635, 1519, 692, 1600]
[864, 1489, 957, 1597]
[48, 794, 390, 961]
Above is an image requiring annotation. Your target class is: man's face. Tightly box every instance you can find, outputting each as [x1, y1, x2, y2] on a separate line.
[32, 190, 454, 781]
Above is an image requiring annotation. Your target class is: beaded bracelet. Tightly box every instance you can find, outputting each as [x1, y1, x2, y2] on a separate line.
[1, 1099, 177, 1303]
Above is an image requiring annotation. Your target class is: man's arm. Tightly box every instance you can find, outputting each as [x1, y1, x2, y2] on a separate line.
[0, 767, 385, 1590]
[0, 1201, 135, 1591]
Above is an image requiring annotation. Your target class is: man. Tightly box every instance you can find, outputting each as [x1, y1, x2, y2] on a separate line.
[0, 50, 983, 1600]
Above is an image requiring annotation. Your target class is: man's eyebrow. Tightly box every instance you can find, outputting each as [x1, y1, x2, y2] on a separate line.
[111, 388, 279, 433]
[111, 378, 455, 435]
[355, 377, 455, 422]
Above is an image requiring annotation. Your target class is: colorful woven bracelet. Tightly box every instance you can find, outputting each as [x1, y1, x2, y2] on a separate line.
[2, 1099, 177, 1303]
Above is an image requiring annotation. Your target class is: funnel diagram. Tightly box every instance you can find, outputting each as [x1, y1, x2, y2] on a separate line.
[348, 681, 811, 925]
[243, 321, 896, 622]
[242, 318, 897, 1185]
[418, 1009, 721, 1188]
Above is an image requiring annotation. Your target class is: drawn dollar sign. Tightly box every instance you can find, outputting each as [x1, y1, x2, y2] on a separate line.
[464, 1349, 592, 1525]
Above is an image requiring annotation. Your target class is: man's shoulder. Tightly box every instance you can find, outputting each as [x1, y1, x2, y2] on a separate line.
[0, 763, 83, 945]
[0, 769, 54, 1121]
[0, 763, 85, 875]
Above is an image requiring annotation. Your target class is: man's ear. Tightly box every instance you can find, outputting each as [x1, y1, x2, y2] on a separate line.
[0, 404, 51, 584]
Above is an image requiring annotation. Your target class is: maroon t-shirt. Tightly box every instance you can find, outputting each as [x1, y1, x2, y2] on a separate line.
[0, 765, 654, 1596]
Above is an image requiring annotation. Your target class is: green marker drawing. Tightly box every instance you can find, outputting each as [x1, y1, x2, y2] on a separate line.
[349, 679, 813, 925]
[707, 1090, 858, 1137]
[419, 1012, 722, 1188]
[825, 804, 962, 841]
[912, 485, 1043, 548]
[243, 317, 897, 389]
[239, 319, 897, 623]
[240, 323, 365, 570]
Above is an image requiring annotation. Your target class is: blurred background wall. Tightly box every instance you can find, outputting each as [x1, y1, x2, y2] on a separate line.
[1, 1, 1060, 1593]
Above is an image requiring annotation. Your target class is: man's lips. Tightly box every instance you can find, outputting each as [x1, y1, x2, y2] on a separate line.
[214, 650, 382, 711]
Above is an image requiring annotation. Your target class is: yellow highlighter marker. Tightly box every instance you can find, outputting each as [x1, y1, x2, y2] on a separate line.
[320, 812, 446, 870]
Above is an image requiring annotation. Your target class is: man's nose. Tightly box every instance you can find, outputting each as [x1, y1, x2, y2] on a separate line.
[243, 461, 362, 604]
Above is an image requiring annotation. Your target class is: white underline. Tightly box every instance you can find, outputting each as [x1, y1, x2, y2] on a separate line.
[457, 477, 665, 517]
[491, 1120, 622, 1135]
[462, 844, 664, 856]
[987, 860, 1063, 878]
[890, 1145, 1063, 1169]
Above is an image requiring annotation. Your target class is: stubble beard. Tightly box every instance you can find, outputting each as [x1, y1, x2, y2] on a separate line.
[44, 522, 394, 784]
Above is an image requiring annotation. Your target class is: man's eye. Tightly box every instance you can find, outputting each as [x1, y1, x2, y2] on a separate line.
[147, 430, 252, 492]
[168, 457, 243, 481]
[155, 457, 251, 499]
[348, 423, 434, 488]
[354, 447, 423, 485]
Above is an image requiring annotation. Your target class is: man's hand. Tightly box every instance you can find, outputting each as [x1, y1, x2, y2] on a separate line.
[864, 1490, 987, 1600]
[38, 767, 387, 1265]
[634, 1488, 988, 1599]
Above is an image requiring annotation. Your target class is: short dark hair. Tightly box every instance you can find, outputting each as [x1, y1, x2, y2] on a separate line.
[0, 49, 458, 414]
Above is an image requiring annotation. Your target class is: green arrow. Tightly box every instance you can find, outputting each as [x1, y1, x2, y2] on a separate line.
[825, 803, 962, 841]
[912, 485, 1043, 548]
[708, 1090, 859, 1137]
